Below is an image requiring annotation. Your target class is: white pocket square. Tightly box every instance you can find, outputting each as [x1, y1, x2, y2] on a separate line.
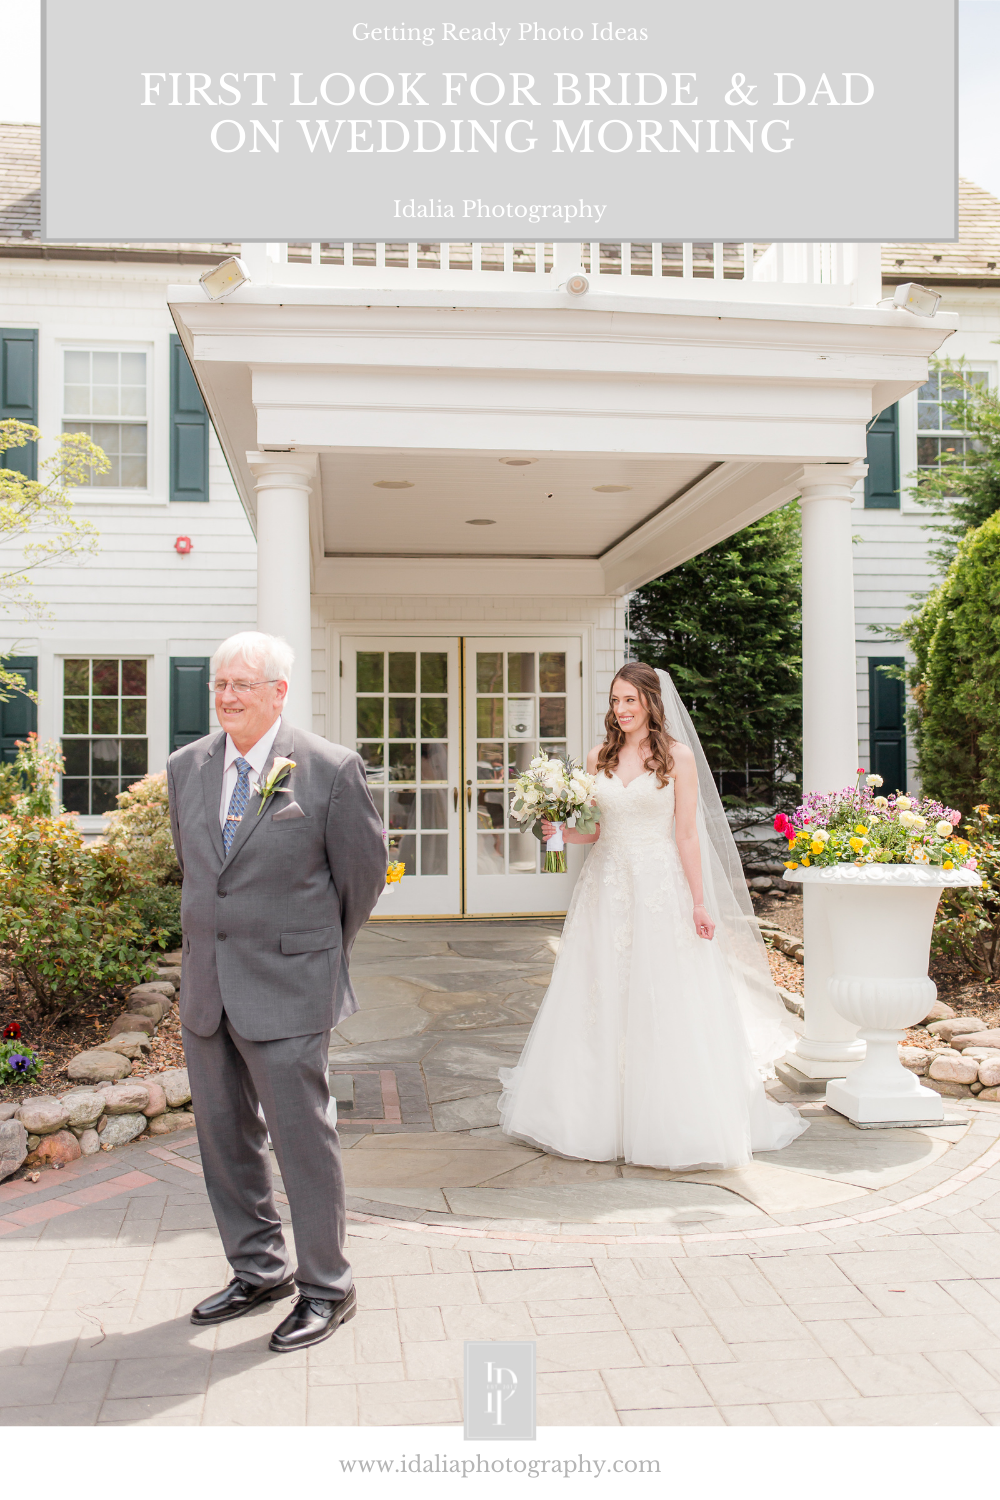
[272, 800, 306, 821]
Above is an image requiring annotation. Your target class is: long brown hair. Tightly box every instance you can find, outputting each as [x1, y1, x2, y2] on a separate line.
[597, 663, 676, 787]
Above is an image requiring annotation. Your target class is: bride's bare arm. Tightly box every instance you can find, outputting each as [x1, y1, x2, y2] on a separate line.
[671, 744, 716, 940]
[542, 744, 602, 845]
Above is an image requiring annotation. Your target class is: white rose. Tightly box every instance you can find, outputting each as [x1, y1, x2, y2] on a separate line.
[911, 815, 927, 832]
[898, 810, 919, 829]
[873, 796, 889, 810]
[935, 820, 953, 838]
[895, 796, 913, 811]
[812, 829, 830, 844]
[866, 774, 884, 787]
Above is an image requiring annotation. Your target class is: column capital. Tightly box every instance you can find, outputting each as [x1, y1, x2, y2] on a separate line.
[246, 451, 318, 493]
[796, 460, 868, 499]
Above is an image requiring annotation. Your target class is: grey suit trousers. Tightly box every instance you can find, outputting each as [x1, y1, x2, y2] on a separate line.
[182, 1016, 352, 1301]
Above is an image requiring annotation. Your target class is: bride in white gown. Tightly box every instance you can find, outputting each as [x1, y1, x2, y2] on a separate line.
[497, 662, 807, 1171]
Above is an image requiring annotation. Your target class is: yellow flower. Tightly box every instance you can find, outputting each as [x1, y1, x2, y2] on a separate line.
[854, 824, 868, 836]
[943, 860, 954, 869]
[810, 841, 824, 855]
[800, 856, 811, 867]
[784, 861, 799, 869]
[849, 837, 864, 852]
[385, 861, 405, 885]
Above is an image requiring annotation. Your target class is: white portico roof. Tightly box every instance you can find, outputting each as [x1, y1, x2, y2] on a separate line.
[167, 257, 955, 596]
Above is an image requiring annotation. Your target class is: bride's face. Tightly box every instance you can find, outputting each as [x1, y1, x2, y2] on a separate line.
[611, 679, 650, 736]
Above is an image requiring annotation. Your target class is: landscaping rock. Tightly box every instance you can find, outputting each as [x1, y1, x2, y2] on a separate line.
[26, 1134, 40, 1150]
[925, 1078, 974, 1098]
[129, 982, 175, 1003]
[100, 1032, 152, 1060]
[98, 1082, 151, 1115]
[899, 1046, 930, 1076]
[750, 876, 773, 890]
[928, 1017, 986, 1042]
[141, 1081, 167, 1118]
[147, 1110, 195, 1135]
[960, 1047, 1000, 1062]
[922, 1000, 957, 1023]
[0, 1102, 19, 1122]
[979, 1087, 1000, 1101]
[127, 1000, 170, 1025]
[16, 1097, 70, 1135]
[25, 1129, 81, 1168]
[0, 1119, 28, 1181]
[156, 966, 183, 988]
[108, 1012, 155, 1039]
[156, 1068, 191, 1109]
[98, 1113, 147, 1148]
[928, 1052, 979, 1084]
[66, 1049, 132, 1083]
[95, 1115, 107, 1133]
[957, 1030, 1000, 1052]
[78, 1129, 101, 1156]
[979, 1059, 1000, 1089]
[58, 1089, 106, 1131]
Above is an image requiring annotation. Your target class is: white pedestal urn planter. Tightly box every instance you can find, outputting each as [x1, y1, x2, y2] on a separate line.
[784, 864, 982, 1126]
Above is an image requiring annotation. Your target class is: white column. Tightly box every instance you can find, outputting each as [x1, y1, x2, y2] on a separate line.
[783, 461, 868, 1082]
[247, 453, 316, 731]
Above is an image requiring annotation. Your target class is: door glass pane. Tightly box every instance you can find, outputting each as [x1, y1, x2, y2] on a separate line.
[358, 742, 384, 780]
[507, 697, 534, 738]
[509, 742, 537, 775]
[477, 788, 505, 829]
[478, 831, 505, 874]
[477, 698, 503, 737]
[357, 652, 384, 692]
[477, 743, 504, 780]
[390, 832, 416, 873]
[539, 698, 567, 737]
[508, 830, 538, 874]
[421, 698, 447, 737]
[508, 653, 535, 692]
[357, 699, 384, 737]
[389, 652, 416, 692]
[388, 743, 416, 780]
[420, 652, 447, 692]
[477, 652, 503, 692]
[388, 789, 417, 829]
[388, 697, 416, 737]
[420, 742, 447, 781]
[539, 653, 566, 692]
[422, 789, 448, 829]
[421, 834, 447, 875]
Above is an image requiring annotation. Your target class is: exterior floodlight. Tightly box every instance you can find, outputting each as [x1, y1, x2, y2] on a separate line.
[199, 256, 251, 300]
[891, 282, 941, 317]
[566, 274, 589, 296]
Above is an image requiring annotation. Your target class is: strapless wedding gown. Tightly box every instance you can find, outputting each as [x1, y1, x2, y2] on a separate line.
[497, 770, 807, 1170]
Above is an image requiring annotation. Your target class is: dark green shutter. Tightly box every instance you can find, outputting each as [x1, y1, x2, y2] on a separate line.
[0, 656, 38, 762]
[0, 329, 38, 480]
[170, 334, 209, 503]
[868, 657, 906, 794]
[169, 657, 210, 751]
[865, 404, 900, 509]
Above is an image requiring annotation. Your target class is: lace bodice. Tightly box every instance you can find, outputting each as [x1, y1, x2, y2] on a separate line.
[592, 770, 674, 854]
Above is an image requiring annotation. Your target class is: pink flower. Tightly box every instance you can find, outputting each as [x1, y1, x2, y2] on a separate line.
[773, 813, 792, 837]
[950, 810, 962, 826]
[964, 858, 978, 870]
[857, 767, 865, 775]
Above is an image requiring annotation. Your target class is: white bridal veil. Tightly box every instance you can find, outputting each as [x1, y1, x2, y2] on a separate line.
[653, 668, 795, 1078]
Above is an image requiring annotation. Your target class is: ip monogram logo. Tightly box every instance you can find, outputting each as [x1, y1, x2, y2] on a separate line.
[464, 1341, 536, 1441]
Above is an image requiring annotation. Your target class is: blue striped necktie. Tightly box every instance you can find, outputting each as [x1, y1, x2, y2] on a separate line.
[223, 756, 253, 854]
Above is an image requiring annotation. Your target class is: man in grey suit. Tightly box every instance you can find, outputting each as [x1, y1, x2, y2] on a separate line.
[167, 630, 387, 1351]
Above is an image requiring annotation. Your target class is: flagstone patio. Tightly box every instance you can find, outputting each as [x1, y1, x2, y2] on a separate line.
[4, 918, 1000, 1428]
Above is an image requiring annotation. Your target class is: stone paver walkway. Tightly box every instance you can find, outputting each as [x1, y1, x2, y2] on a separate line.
[4, 919, 1000, 1426]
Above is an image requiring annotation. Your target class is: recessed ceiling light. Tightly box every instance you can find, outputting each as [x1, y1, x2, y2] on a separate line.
[466, 518, 497, 525]
[499, 457, 536, 466]
[593, 484, 632, 493]
[373, 479, 414, 489]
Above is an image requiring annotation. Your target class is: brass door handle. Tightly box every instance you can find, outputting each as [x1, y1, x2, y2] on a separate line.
[466, 779, 472, 811]
[453, 787, 458, 812]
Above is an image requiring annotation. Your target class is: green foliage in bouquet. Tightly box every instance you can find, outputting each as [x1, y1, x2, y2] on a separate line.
[0, 816, 168, 1022]
[508, 753, 601, 874]
[932, 805, 1000, 981]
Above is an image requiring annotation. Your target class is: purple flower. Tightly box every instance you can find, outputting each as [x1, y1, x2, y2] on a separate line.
[8, 1053, 32, 1074]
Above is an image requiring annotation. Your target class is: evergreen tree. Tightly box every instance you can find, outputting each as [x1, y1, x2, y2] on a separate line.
[629, 500, 802, 808]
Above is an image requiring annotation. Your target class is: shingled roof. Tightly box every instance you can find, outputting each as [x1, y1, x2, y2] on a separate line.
[0, 121, 238, 264]
[3, 120, 999, 283]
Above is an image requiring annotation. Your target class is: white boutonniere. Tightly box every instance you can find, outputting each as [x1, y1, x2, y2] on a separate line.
[254, 756, 296, 816]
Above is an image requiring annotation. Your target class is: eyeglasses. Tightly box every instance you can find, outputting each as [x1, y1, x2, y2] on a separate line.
[211, 678, 279, 695]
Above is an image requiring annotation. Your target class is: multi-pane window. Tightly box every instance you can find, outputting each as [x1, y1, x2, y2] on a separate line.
[63, 349, 148, 488]
[476, 650, 567, 876]
[917, 370, 986, 471]
[61, 659, 148, 815]
[356, 650, 448, 877]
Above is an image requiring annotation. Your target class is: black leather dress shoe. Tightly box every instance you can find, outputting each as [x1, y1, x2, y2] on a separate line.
[190, 1275, 295, 1325]
[268, 1286, 358, 1352]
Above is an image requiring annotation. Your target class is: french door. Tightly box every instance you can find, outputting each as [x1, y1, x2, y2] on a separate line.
[342, 634, 583, 916]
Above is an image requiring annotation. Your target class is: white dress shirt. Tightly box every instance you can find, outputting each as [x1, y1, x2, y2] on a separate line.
[219, 716, 283, 830]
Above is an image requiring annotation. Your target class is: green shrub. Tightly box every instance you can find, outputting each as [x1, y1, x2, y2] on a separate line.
[932, 804, 1000, 980]
[0, 816, 168, 1022]
[104, 771, 180, 884]
[127, 881, 182, 950]
[0, 734, 64, 817]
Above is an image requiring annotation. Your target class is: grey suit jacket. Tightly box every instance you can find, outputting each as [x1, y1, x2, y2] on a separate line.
[166, 721, 387, 1041]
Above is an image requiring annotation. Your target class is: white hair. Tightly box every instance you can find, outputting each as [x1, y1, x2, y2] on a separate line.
[211, 631, 294, 684]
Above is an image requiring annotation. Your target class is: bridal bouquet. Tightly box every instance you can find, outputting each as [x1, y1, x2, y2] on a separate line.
[778, 770, 974, 871]
[508, 753, 600, 873]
